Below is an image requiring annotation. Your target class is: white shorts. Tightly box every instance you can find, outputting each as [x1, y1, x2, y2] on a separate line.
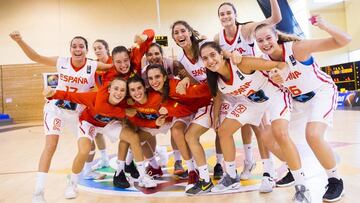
[140, 122, 172, 136]
[79, 120, 123, 143]
[171, 115, 193, 128]
[268, 89, 292, 122]
[291, 83, 337, 127]
[43, 101, 80, 136]
[224, 96, 269, 126]
[191, 104, 213, 128]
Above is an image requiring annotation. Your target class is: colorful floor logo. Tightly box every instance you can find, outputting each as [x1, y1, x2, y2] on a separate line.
[77, 141, 349, 196]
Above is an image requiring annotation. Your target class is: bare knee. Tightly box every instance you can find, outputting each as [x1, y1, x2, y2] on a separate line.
[272, 128, 289, 143]
[185, 132, 199, 144]
[217, 125, 233, 139]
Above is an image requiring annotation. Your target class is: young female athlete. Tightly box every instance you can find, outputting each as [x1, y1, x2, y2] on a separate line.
[9, 31, 112, 203]
[146, 63, 213, 188]
[214, 0, 281, 182]
[43, 77, 157, 198]
[254, 15, 351, 202]
[199, 41, 287, 194]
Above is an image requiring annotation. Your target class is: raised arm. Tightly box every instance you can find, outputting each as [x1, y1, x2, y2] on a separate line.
[9, 31, 58, 66]
[237, 56, 287, 73]
[44, 88, 96, 107]
[293, 15, 352, 61]
[242, 0, 282, 41]
[131, 29, 155, 73]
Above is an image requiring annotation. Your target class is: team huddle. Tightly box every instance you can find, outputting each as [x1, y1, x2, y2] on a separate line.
[9, 1, 352, 203]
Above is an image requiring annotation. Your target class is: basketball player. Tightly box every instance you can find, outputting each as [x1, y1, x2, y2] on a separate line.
[9, 31, 112, 203]
[254, 15, 351, 202]
[214, 1, 281, 187]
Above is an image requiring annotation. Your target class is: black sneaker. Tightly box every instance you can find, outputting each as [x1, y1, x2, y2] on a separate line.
[213, 163, 223, 180]
[185, 178, 214, 195]
[323, 178, 344, 202]
[175, 170, 189, 180]
[125, 161, 140, 179]
[276, 169, 295, 187]
[113, 170, 130, 189]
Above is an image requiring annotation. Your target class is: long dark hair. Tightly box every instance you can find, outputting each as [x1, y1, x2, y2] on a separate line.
[254, 23, 301, 44]
[218, 2, 252, 27]
[126, 75, 146, 100]
[200, 41, 223, 97]
[146, 64, 170, 102]
[171, 20, 204, 62]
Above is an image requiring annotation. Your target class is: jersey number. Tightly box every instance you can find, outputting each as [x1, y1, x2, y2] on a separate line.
[288, 85, 302, 96]
[65, 86, 78, 93]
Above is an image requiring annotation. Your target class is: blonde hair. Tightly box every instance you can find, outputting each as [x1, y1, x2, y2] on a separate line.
[255, 23, 301, 44]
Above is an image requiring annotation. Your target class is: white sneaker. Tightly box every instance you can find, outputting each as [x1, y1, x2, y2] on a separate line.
[91, 158, 109, 170]
[83, 171, 106, 180]
[240, 159, 256, 180]
[259, 173, 276, 193]
[64, 179, 78, 199]
[293, 184, 311, 203]
[138, 175, 157, 188]
[32, 191, 46, 203]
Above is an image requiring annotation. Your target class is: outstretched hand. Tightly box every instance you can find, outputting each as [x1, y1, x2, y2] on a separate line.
[9, 31, 22, 42]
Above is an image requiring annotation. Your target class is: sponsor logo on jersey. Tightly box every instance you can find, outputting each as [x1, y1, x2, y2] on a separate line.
[286, 71, 302, 81]
[87, 65, 92, 74]
[230, 81, 252, 96]
[236, 70, 245, 80]
[289, 55, 297, 66]
[60, 74, 89, 84]
[237, 35, 242, 44]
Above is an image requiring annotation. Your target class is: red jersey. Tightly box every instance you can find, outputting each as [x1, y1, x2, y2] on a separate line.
[128, 90, 194, 128]
[97, 29, 155, 86]
[95, 56, 113, 88]
[167, 79, 212, 112]
[50, 89, 127, 127]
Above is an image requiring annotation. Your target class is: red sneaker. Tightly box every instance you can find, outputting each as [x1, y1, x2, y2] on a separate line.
[188, 170, 199, 185]
[146, 165, 163, 178]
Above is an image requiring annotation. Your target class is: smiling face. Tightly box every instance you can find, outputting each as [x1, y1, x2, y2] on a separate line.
[255, 26, 280, 56]
[128, 81, 146, 103]
[147, 68, 166, 91]
[108, 79, 127, 105]
[218, 4, 236, 28]
[113, 51, 131, 74]
[70, 38, 88, 61]
[172, 23, 192, 49]
[93, 41, 108, 61]
[146, 45, 163, 65]
[200, 46, 224, 72]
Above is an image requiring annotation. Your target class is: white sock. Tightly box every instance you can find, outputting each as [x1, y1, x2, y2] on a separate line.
[148, 157, 159, 169]
[291, 168, 306, 186]
[135, 161, 145, 177]
[99, 149, 108, 160]
[192, 159, 197, 169]
[116, 160, 125, 176]
[225, 161, 237, 179]
[216, 153, 223, 164]
[173, 150, 181, 161]
[262, 158, 275, 178]
[185, 159, 195, 171]
[70, 173, 79, 184]
[326, 166, 340, 179]
[198, 165, 210, 182]
[35, 172, 47, 193]
[125, 150, 133, 165]
[83, 162, 92, 175]
[244, 144, 253, 162]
